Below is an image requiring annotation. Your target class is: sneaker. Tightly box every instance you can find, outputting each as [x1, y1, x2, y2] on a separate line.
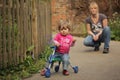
[103, 48, 109, 53]
[94, 42, 101, 51]
[40, 69, 46, 76]
[94, 46, 99, 51]
[63, 70, 69, 76]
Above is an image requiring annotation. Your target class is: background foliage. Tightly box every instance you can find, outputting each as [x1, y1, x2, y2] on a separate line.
[109, 13, 120, 41]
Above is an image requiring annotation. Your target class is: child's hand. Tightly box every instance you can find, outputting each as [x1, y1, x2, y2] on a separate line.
[54, 40, 60, 47]
[56, 43, 60, 47]
[71, 38, 76, 46]
[73, 38, 76, 43]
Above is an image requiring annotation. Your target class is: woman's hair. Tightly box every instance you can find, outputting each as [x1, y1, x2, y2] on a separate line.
[89, 1, 99, 10]
[58, 21, 70, 31]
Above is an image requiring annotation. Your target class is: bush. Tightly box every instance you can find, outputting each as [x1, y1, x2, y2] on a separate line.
[109, 13, 120, 41]
[0, 46, 52, 80]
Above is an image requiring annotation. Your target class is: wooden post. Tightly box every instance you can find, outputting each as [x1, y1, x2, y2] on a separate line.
[32, 0, 38, 58]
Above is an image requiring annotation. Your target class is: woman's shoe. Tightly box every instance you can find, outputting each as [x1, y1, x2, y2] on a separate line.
[103, 48, 109, 53]
[94, 42, 101, 51]
[94, 46, 99, 51]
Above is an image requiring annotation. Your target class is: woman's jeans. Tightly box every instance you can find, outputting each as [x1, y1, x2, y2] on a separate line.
[84, 26, 111, 48]
[45, 52, 70, 70]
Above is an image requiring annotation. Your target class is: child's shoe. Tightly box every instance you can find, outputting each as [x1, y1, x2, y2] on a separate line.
[63, 70, 69, 76]
[40, 69, 46, 76]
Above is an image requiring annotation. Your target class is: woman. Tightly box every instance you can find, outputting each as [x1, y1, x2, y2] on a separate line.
[83, 1, 110, 53]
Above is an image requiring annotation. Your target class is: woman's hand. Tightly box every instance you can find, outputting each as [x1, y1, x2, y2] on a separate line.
[93, 35, 99, 41]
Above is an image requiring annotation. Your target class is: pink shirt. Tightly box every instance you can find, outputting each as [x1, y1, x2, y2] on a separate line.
[54, 33, 73, 54]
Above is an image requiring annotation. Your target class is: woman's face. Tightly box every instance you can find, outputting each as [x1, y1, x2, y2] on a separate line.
[89, 6, 98, 15]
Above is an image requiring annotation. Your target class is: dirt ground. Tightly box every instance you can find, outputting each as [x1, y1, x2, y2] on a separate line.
[24, 37, 120, 80]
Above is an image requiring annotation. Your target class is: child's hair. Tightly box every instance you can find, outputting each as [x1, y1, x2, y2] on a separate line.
[58, 21, 70, 31]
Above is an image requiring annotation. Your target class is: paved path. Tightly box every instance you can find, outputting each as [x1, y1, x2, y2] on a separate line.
[24, 37, 120, 80]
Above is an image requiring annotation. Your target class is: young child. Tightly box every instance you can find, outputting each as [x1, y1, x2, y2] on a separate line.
[41, 21, 76, 76]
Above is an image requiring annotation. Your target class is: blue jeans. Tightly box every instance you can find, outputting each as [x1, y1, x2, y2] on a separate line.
[84, 26, 111, 48]
[45, 52, 70, 70]
[55, 52, 70, 70]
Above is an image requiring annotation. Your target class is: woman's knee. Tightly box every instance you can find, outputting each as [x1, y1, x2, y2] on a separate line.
[83, 36, 93, 46]
[103, 26, 110, 32]
[83, 39, 89, 46]
[103, 26, 111, 37]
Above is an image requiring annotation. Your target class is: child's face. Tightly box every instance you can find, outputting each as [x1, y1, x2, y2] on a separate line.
[60, 28, 69, 36]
